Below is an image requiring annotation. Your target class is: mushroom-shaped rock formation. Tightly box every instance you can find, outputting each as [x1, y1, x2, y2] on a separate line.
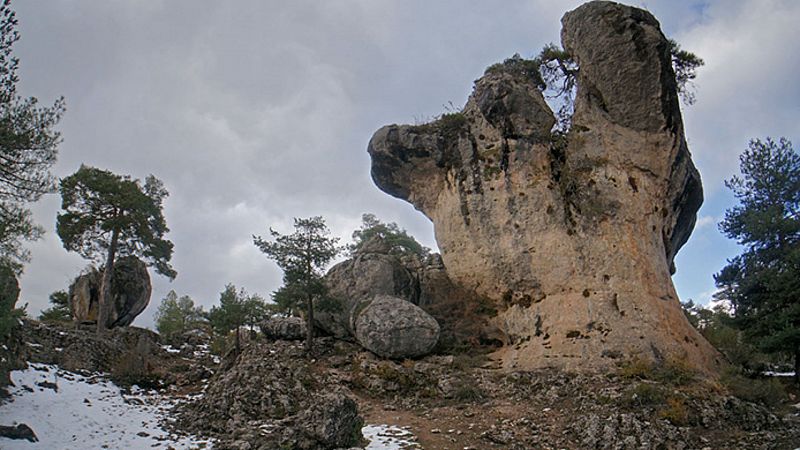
[368, 1, 720, 373]
[69, 256, 152, 328]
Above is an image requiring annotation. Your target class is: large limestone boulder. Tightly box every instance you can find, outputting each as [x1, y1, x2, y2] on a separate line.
[317, 239, 418, 338]
[69, 256, 152, 328]
[260, 316, 307, 341]
[353, 294, 440, 359]
[368, 1, 720, 373]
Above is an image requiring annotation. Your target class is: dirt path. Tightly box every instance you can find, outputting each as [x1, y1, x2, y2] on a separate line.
[357, 394, 553, 449]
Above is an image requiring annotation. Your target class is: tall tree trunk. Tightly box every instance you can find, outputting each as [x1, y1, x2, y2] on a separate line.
[305, 293, 313, 356]
[234, 327, 241, 354]
[96, 227, 120, 333]
[795, 348, 799, 385]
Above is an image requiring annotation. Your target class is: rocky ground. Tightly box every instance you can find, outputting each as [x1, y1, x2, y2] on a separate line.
[175, 329, 800, 449]
[2, 320, 800, 449]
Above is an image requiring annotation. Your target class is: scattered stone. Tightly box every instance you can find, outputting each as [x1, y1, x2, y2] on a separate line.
[0, 423, 38, 442]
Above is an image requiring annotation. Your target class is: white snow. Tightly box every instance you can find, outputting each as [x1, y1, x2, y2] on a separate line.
[0, 364, 212, 449]
[0, 363, 423, 450]
[363, 424, 421, 449]
[763, 371, 796, 377]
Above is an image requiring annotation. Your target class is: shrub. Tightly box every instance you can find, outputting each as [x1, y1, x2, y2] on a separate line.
[452, 381, 485, 403]
[619, 357, 653, 380]
[658, 397, 690, 426]
[655, 356, 696, 386]
[623, 383, 665, 407]
[721, 370, 786, 407]
[484, 53, 545, 88]
[618, 356, 697, 386]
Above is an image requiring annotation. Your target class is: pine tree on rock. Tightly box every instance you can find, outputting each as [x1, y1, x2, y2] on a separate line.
[56, 165, 176, 332]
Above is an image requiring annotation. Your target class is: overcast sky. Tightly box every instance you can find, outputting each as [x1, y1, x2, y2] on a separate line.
[11, 0, 800, 328]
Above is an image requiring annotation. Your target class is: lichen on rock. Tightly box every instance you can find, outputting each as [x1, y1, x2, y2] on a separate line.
[69, 256, 152, 328]
[367, 0, 720, 373]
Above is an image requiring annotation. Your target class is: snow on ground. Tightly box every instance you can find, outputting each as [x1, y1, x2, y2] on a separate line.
[0, 364, 211, 449]
[363, 424, 421, 449]
[0, 363, 419, 450]
[764, 371, 796, 377]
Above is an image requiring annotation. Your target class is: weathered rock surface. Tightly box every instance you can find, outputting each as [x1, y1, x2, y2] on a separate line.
[19, 319, 163, 373]
[317, 240, 419, 339]
[315, 239, 444, 359]
[177, 341, 364, 450]
[353, 294, 440, 359]
[0, 265, 21, 394]
[69, 256, 152, 328]
[0, 264, 19, 316]
[368, 1, 720, 372]
[260, 316, 307, 341]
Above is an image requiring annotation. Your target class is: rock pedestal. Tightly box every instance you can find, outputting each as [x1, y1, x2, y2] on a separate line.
[368, 1, 721, 373]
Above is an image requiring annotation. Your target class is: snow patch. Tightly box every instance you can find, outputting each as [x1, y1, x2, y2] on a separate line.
[363, 424, 421, 449]
[0, 364, 211, 449]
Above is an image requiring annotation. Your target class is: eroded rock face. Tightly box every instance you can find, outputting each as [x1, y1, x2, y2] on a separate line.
[353, 294, 440, 359]
[368, 1, 720, 373]
[69, 256, 152, 328]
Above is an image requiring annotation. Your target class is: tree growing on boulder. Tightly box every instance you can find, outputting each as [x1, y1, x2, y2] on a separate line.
[56, 165, 176, 332]
[0, 0, 65, 272]
[254, 216, 339, 354]
[154, 290, 205, 345]
[488, 37, 703, 132]
[348, 213, 429, 258]
[715, 137, 800, 383]
[38, 290, 71, 323]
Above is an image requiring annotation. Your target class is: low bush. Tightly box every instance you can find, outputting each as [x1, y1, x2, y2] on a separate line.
[721, 370, 786, 407]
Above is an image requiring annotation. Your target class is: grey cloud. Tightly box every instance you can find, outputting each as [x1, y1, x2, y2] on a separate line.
[11, 1, 798, 327]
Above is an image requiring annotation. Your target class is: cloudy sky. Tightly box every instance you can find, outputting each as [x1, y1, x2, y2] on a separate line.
[11, 0, 800, 328]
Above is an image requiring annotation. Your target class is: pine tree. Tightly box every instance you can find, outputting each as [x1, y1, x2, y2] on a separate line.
[715, 137, 800, 383]
[348, 213, 428, 258]
[38, 290, 71, 323]
[0, 0, 65, 272]
[207, 284, 267, 353]
[154, 291, 205, 345]
[56, 165, 176, 332]
[253, 217, 339, 354]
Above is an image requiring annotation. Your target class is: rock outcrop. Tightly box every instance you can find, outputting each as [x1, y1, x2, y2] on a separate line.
[368, 1, 720, 373]
[178, 341, 364, 449]
[0, 265, 22, 394]
[317, 239, 419, 339]
[260, 316, 307, 341]
[69, 256, 152, 328]
[0, 264, 19, 317]
[315, 239, 441, 359]
[353, 294, 440, 359]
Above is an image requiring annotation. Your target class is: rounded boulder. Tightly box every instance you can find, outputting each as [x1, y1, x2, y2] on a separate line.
[353, 294, 440, 359]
